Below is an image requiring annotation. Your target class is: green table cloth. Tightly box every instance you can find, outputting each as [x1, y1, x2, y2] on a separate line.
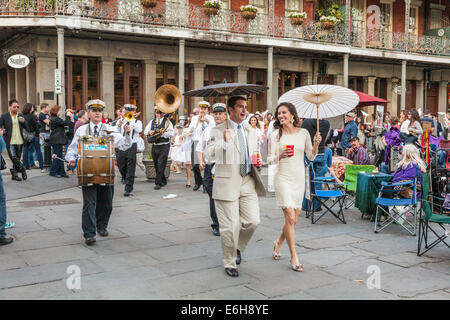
[355, 172, 393, 217]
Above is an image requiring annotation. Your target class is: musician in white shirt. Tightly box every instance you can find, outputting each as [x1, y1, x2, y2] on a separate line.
[144, 106, 174, 190]
[188, 101, 215, 191]
[65, 100, 132, 245]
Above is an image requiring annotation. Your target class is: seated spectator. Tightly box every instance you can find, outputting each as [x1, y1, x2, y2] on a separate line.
[346, 136, 371, 165]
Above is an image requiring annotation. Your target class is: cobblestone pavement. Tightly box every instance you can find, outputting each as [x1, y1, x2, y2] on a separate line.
[0, 163, 449, 300]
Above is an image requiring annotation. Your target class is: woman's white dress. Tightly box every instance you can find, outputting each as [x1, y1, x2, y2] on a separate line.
[171, 135, 185, 163]
[268, 128, 316, 210]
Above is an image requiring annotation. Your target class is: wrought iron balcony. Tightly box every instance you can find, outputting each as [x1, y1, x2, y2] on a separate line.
[1, 0, 449, 57]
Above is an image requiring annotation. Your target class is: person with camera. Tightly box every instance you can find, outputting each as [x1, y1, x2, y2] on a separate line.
[345, 136, 371, 165]
[144, 106, 174, 190]
[38, 103, 51, 172]
[49, 105, 73, 178]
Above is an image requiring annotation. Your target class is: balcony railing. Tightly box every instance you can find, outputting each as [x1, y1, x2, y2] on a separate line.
[1, 0, 449, 57]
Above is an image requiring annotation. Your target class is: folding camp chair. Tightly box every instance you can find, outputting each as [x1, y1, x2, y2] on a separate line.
[306, 173, 348, 224]
[417, 173, 450, 256]
[374, 173, 420, 235]
[343, 164, 375, 210]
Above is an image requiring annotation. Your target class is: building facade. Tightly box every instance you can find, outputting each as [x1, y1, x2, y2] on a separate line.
[0, 0, 449, 124]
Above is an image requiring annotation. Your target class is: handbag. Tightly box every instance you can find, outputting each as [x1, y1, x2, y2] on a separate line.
[0, 156, 6, 170]
[22, 128, 35, 143]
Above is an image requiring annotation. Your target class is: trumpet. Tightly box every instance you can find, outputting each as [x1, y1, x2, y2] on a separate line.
[124, 111, 141, 123]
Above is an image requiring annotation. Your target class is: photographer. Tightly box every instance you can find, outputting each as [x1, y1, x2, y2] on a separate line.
[38, 103, 51, 171]
[345, 136, 371, 165]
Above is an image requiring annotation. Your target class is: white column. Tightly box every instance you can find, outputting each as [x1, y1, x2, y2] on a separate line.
[0, 70, 7, 113]
[26, 64, 37, 104]
[400, 60, 406, 110]
[57, 28, 65, 116]
[272, 68, 280, 108]
[100, 57, 116, 119]
[439, 81, 449, 113]
[15, 68, 26, 105]
[35, 54, 57, 106]
[343, 54, 349, 88]
[7, 69, 15, 101]
[143, 59, 157, 124]
[236, 66, 248, 83]
[178, 39, 185, 119]
[416, 79, 424, 110]
[193, 63, 205, 108]
[336, 74, 344, 86]
[267, 47, 273, 113]
[387, 78, 397, 115]
[368, 76, 376, 96]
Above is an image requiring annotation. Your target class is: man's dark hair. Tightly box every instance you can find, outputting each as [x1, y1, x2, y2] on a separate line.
[227, 96, 246, 112]
[78, 110, 86, 118]
[40, 102, 49, 110]
[8, 99, 18, 106]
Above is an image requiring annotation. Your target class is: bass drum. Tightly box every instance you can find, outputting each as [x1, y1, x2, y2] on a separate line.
[77, 136, 115, 186]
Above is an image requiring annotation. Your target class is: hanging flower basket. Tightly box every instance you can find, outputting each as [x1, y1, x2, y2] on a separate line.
[242, 10, 256, 20]
[140, 0, 157, 8]
[203, 7, 219, 16]
[290, 17, 304, 25]
[321, 21, 334, 30]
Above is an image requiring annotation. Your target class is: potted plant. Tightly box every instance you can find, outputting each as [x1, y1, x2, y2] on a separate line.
[203, 0, 222, 16]
[140, 0, 157, 8]
[240, 4, 257, 20]
[142, 143, 171, 181]
[319, 15, 340, 29]
[288, 12, 307, 25]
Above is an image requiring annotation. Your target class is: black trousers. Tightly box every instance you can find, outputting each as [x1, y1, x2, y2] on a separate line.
[203, 164, 219, 229]
[7, 144, 24, 174]
[191, 141, 203, 186]
[117, 143, 137, 193]
[81, 185, 114, 239]
[151, 143, 170, 186]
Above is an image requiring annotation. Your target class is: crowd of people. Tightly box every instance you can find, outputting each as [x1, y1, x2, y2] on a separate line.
[0, 96, 448, 278]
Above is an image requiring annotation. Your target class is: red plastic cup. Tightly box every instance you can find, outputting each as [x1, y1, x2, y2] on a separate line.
[284, 145, 294, 157]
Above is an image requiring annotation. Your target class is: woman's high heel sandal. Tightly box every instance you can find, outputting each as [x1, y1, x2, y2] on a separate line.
[290, 259, 303, 272]
[272, 240, 281, 260]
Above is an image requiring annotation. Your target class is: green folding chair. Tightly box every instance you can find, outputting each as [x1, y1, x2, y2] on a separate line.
[343, 164, 375, 210]
[417, 173, 450, 256]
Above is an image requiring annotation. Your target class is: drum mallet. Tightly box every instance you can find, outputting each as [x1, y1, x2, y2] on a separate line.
[52, 154, 70, 163]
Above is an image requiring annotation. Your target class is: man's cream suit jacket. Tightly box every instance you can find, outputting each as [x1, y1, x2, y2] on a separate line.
[206, 121, 266, 201]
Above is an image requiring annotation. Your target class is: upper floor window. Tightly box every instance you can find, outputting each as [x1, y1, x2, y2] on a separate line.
[380, 2, 392, 32]
[409, 7, 418, 35]
[249, 0, 266, 14]
[285, 0, 302, 16]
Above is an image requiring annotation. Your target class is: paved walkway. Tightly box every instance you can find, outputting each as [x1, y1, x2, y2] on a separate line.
[0, 165, 449, 300]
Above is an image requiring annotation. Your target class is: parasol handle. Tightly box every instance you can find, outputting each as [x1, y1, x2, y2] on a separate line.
[316, 103, 320, 136]
[225, 95, 229, 130]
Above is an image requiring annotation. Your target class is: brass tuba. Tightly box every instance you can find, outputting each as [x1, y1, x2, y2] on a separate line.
[154, 84, 182, 114]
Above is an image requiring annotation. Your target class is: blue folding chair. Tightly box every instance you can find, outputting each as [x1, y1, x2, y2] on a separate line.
[305, 163, 349, 224]
[374, 175, 419, 235]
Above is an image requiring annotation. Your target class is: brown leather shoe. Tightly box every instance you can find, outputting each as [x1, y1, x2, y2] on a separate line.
[225, 267, 239, 277]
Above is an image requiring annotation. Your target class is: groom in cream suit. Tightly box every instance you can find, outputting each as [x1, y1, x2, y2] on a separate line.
[206, 96, 266, 277]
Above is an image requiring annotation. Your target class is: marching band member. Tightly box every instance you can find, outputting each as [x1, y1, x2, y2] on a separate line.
[115, 104, 142, 197]
[188, 101, 215, 191]
[197, 103, 227, 237]
[144, 106, 174, 190]
[65, 100, 132, 245]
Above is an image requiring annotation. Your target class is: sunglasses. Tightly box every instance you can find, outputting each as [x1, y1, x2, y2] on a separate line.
[91, 107, 103, 112]
[125, 107, 135, 111]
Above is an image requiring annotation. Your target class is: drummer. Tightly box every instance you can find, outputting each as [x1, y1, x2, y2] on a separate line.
[65, 99, 132, 246]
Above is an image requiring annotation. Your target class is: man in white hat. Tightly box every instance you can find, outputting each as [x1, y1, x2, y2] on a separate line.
[115, 104, 142, 196]
[188, 101, 215, 191]
[66, 99, 132, 245]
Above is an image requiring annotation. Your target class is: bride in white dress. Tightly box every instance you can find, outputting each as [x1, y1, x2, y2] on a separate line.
[268, 102, 321, 272]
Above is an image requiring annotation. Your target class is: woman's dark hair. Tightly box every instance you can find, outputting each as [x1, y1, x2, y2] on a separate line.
[410, 109, 421, 124]
[22, 103, 34, 115]
[273, 102, 301, 139]
[248, 115, 261, 130]
[49, 105, 61, 117]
